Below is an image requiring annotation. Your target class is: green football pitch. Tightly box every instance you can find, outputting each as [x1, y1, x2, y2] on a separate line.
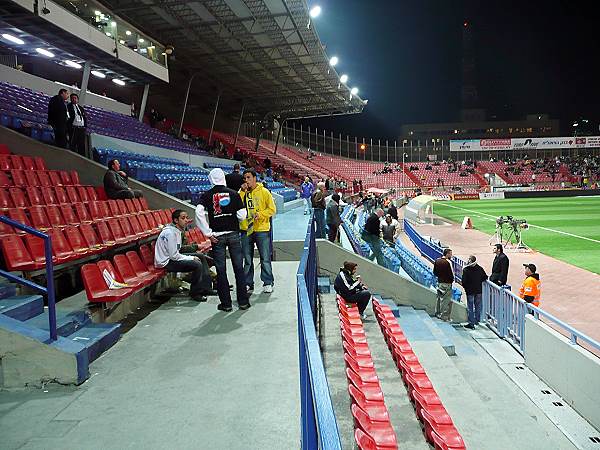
[433, 196, 600, 274]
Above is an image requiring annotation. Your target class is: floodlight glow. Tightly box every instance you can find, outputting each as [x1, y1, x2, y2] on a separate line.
[94, 10, 101, 15]
[119, 39, 125, 44]
[329, 56, 338, 66]
[112, 79, 125, 86]
[309, 5, 321, 18]
[111, 21, 117, 27]
[35, 48, 54, 58]
[105, 32, 112, 37]
[340, 74, 348, 84]
[64, 60, 82, 69]
[350, 87, 359, 95]
[2, 34, 24, 45]
[126, 30, 132, 36]
[91, 70, 106, 78]
[138, 38, 144, 43]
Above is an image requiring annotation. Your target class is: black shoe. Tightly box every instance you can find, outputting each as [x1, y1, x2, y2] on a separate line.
[203, 290, 218, 296]
[192, 296, 208, 303]
[217, 304, 233, 312]
[239, 304, 251, 311]
[464, 323, 475, 329]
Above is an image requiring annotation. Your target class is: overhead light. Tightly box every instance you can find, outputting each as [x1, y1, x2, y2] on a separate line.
[2, 34, 25, 45]
[119, 39, 125, 44]
[126, 30, 132, 36]
[329, 56, 338, 66]
[94, 10, 101, 15]
[106, 32, 112, 37]
[112, 79, 125, 86]
[64, 60, 82, 69]
[340, 74, 348, 84]
[351, 87, 359, 95]
[309, 5, 321, 18]
[35, 48, 55, 58]
[91, 70, 106, 78]
[138, 38, 144, 43]
[111, 21, 117, 27]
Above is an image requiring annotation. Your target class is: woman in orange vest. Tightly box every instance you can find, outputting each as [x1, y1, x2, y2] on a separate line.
[519, 263, 541, 308]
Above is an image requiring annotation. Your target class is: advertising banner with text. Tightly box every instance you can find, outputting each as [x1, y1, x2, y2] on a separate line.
[450, 136, 600, 152]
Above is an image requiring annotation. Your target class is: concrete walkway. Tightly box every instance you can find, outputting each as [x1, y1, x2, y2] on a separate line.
[273, 206, 309, 241]
[0, 260, 300, 450]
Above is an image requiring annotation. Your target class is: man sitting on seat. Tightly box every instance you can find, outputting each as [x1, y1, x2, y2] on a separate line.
[103, 159, 143, 199]
[154, 210, 214, 302]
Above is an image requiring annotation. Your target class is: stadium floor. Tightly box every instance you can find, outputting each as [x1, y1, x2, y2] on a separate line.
[433, 197, 600, 274]
[0, 259, 300, 450]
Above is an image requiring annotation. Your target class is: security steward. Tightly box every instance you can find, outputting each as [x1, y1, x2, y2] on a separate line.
[519, 263, 541, 310]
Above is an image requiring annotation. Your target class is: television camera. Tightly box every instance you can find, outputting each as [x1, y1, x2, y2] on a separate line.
[491, 216, 530, 251]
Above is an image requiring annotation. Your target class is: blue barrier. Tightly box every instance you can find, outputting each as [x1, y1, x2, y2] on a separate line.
[297, 213, 342, 450]
[0, 216, 57, 341]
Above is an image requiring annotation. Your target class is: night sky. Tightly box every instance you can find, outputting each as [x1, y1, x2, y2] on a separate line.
[298, 0, 600, 139]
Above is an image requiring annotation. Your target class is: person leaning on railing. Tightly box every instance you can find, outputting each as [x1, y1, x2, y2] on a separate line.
[519, 263, 541, 311]
[334, 261, 371, 320]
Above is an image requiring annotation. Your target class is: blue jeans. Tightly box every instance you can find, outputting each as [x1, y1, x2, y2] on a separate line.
[241, 231, 274, 288]
[467, 293, 482, 325]
[314, 208, 325, 238]
[361, 231, 386, 267]
[211, 232, 249, 307]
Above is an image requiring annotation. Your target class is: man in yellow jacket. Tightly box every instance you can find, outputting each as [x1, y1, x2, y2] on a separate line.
[239, 169, 277, 294]
[519, 263, 541, 309]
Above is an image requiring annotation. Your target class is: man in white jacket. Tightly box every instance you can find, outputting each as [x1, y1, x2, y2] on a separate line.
[155, 209, 213, 302]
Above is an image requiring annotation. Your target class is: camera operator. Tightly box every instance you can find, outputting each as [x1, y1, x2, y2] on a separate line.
[490, 244, 509, 286]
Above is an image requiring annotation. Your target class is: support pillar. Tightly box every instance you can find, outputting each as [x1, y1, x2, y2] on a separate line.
[274, 119, 285, 154]
[179, 73, 199, 137]
[233, 103, 245, 150]
[79, 61, 91, 104]
[207, 91, 221, 146]
[138, 83, 150, 123]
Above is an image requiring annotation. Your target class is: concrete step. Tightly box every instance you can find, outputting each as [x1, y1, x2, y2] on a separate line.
[0, 295, 44, 321]
[318, 276, 331, 293]
[24, 309, 91, 337]
[68, 322, 121, 363]
[0, 280, 17, 300]
[395, 306, 437, 342]
[413, 310, 456, 356]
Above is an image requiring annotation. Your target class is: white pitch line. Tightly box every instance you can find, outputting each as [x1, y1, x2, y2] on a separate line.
[437, 202, 600, 245]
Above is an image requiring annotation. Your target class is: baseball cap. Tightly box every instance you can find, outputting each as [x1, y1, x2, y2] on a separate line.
[523, 263, 536, 273]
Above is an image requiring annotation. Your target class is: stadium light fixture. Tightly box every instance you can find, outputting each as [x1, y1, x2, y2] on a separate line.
[112, 79, 125, 86]
[64, 60, 82, 69]
[329, 56, 338, 66]
[573, 122, 579, 127]
[310, 5, 322, 18]
[105, 32, 112, 37]
[35, 48, 54, 58]
[138, 38, 145, 43]
[119, 39, 125, 44]
[2, 34, 25, 45]
[94, 10, 101, 15]
[126, 30, 132, 36]
[91, 70, 106, 78]
[340, 74, 348, 84]
[351, 87, 359, 95]
[111, 21, 117, 27]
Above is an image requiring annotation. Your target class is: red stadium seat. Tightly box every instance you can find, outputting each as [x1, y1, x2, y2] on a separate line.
[73, 203, 92, 224]
[348, 384, 390, 423]
[139, 197, 149, 210]
[351, 405, 397, 449]
[346, 369, 383, 403]
[153, 210, 166, 226]
[143, 211, 158, 230]
[9, 156, 24, 171]
[88, 201, 106, 222]
[126, 250, 164, 281]
[8, 208, 30, 232]
[70, 170, 80, 185]
[59, 171, 72, 185]
[53, 186, 69, 204]
[0, 218, 14, 237]
[29, 206, 52, 230]
[24, 171, 40, 187]
[65, 186, 80, 203]
[113, 254, 155, 288]
[25, 187, 44, 206]
[36, 171, 51, 187]
[24, 234, 55, 266]
[81, 263, 133, 303]
[0, 171, 11, 188]
[47, 228, 76, 263]
[33, 156, 46, 171]
[60, 204, 79, 226]
[124, 198, 136, 214]
[79, 223, 105, 251]
[116, 199, 128, 216]
[21, 156, 35, 171]
[0, 155, 10, 170]
[48, 171, 62, 186]
[139, 244, 159, 272]
[106, 218, 128, 244]
[9, 187, 27, 208]
[41, 187, 58, 206]
[10, 170, 26, 187]
[137, 213, 152, 234]
[0, 189, 13, 210]
[94, 221, 116, 247]
[342, 329, 369, 345]
[127, 215, 149, 238]
[0, 235, 38, 271]
[98, 201, 112, 218]
[343, 340, 372, 358]
[95, 186, 107, 200]
[107, 200, 121, 217]
[118, 216, 135, 239]
[46, 205, 67, 228]
[63, 226, 92, 256]
[86, 186, 98, 201]
[76, 185, 89, 203]
[131, 197, 142, 212]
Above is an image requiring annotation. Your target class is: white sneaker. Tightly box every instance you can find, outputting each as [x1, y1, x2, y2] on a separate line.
[263, 285, 273, 294]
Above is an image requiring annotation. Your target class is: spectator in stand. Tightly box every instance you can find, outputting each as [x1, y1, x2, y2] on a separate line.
[461, 255, 488, 329]
[311, 181, 327, 238]
[433, 248, 454, 322]
[380, 214, 399, 244]
[196, 169, 250, 312]
[489, 244, 510, 286]
[226, 163, 244, 192]
[103, 159, 143, 199]
[326, 193, 342, 243]
[67, 94, 87, 156]
[47, 88, 70, 148]
[300, 177, 314, 215]
[154, 210, 215, 302]
[239, 169, 277, 294]
[387, 201, 398, 220]
[519, 263, 541, 311]
[361, 208, 386, 267]
[334, 261, 372, 320]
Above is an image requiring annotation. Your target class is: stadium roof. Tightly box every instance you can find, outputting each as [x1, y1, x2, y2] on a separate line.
[98, 0, 366, 119]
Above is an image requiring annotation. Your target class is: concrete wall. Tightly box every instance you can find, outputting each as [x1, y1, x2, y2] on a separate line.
[0, 64, 130, 115]
[524, 316, 600, 430]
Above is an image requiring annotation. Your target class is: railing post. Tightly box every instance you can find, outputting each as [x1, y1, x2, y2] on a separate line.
[44, 235, 57, 341]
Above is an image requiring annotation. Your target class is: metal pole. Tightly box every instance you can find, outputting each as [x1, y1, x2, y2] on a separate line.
[370, 138, 373, 161]
[293, 122, 296, 146]
[355, 136, 358, 159]
[274, 119, 284, 154]
[137, 83, 150, 123]
[207, 91, 221, 147]
[308, 126, 311, 150]
[79, 61, 91, 105]
[44, 236, 57, 341]
[363, 137, 366, 160]
[386, 140, 389, 162]
[410, 140, 413, 162]
[233, 103, 245, 149]
[178, 73, 198, 137]
[315, 128, 318, 151]
[300, 124, 303, 148]
[402, 144, 406, 189]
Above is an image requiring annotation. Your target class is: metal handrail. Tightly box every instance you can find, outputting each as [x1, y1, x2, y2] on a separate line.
[0, 216, 57, 341]
[297, 212, 342, 450]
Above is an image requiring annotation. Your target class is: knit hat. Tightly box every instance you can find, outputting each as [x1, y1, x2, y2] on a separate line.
[208, 168, 226, 186]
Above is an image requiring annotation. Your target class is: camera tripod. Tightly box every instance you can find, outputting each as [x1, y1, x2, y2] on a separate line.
[490, 221, 531, 252]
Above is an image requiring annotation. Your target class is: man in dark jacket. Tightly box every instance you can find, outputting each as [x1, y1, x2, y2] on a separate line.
[433, 248, 454, 321]
[361, 208, 386, 267]
[103, 159, 143, 199]
[461, 255, 488, 328]
[47, 88, 70, 148]
[67, 93, 87, 156]
[225, 163, 244, 192]
[311, 181, 327, 238]
[489, 244, 510, 286]
[325, 194, 342, 243]
[334, 261, 371, 318]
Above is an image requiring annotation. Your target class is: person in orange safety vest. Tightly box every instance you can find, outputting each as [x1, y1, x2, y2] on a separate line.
[519, 263, 541, 308]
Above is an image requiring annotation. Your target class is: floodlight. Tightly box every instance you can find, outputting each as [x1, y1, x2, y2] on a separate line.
[350, 87, 359, 95]
[309, 5, 321, 18]
[2, 34, 24, 45]
[340, 74, 348, 84]
[112, 79, 125, 86]
[126, 30, 132, 36]
[329, 56, 338, 66]
[91, 70, 106, 78]
[111, 21, 117, 27]
[35, 48, 54, 58]
[94, 10, 101, 15]
[64, 60, 82, 69]
[138, 38, 144, 43]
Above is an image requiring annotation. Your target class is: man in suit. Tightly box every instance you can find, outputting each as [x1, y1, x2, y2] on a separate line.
[47, 89, 70, 148]
[67, 93, 87, 156]
[489, 243, 510, 286]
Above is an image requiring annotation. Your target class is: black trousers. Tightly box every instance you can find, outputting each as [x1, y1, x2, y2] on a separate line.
[69, 126, 86, 156]
[344, 290, 372, 314]
[327, 223, 339, 243]
[110, 189, 143, 199]
[164, 258, 212, 298]
[52, 125, 68, 148]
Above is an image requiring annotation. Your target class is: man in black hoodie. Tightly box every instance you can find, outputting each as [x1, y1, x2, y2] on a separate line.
[489, 244, 509, 286]
[461, 255, 488, 329]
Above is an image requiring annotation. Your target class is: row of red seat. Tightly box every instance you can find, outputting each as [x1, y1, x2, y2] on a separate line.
[337, 295, 398, 450]
[0, 153, 47, 171]
[0, 185, 103, 210]
[372, 299, 466, 450]
[0, 169, 81, 188]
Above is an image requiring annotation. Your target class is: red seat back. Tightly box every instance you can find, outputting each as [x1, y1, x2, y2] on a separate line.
[41, 187, 58, 205]
[10, 170, 26, 187]
[79, 223, 102, 249]
[73, 203, 92, 223]
[29, 206, 51, 230]
[88, 201, 105, 221]
[139, 244, 154, 268]
[118, 216, 134, 237]
[95, 186, 107, 200]
[98, 201, 111, 218]
[0, 219, 14, 236]
[124, 198, 136, 214]
[46, 205, 66, 227]
[127, 215, 143, 234]
[9, 156, 24, 170]
[137, 213, 150, 232]
[24, 234, 48, 264]
[65, 186, 80, 203]
[139, 197, 149, 210]
[116, 199, 128, 216]
[70, 170, 80, 185]
[95, 221, 115, 245]
[0, 188, 13, 209]
[24, 171, 39, 187]
[131, 198, 142, 212]
[126, 250, 151, 276]
[8, 208, 30, 231]
[107, 218, 125, 240]
[76, 186, 89, 203]
[47, 228, 74, 258]
[0, 235, 34, 270]
[36, 171, 51, 187]
[86, 186, 98, 201]
[33, 156, 46, 170]
[0, 155, 10, 171]
[107, 200, 120, 217]
[143, 211, 157, 229]
[25, 187, 44, 206]
[0, 171, 11, 187]
[53, 186, 68, 204]
[21, 156, 35, 171]
[59, 171, 72, 185]
[112, 254, 138, 283]
[8, 187, 27, 208]
[97, 260, 125, 283]
[49, 171, 62, 186]
[60, 204, 79, 225]
[63, 226, 89, 254]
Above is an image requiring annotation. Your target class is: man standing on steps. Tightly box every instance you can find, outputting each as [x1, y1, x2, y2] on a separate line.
[47, 88, 69, 148]
[433, 248, 454, 321]
[461, 255, 488, 329]
[489, 243, 510, 286]
[300, 176, 314, 215]
[311, 181, 326, 238]
[226, 163, 244, 192]
[361, 208, 386, 267]
[196, 168, 250, 312]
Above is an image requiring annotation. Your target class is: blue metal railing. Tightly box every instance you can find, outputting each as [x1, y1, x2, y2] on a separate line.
[405, 218, 600, 357]
[297, 213, 342, 450]
[0, 216, 57, 341]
